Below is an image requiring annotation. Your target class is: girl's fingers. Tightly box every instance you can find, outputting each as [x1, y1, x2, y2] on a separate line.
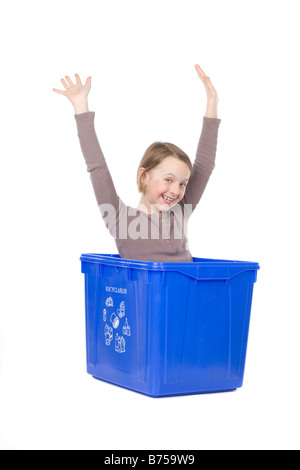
[195, 65, 211, 82]
[194, 65, 217, 97]
[195, 64, 205, 76]
[195, 65, 207, 80]
[75, 74, 82, 84]
[53, 88, 66, 95]
[54, 74, 91, 96]
[85, 76, 92, 86]
[65, 75, 74, 87]
[61, 78, 69, 89]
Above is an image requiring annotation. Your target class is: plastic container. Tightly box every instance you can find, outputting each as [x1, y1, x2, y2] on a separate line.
[80, 254, 260, 397]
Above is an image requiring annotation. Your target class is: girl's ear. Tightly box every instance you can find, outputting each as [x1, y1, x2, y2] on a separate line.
[139, 167, 147, 184]
[138, 168, 148, 194]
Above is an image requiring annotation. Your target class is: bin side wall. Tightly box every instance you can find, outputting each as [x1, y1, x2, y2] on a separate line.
[82, 261, 257, 396]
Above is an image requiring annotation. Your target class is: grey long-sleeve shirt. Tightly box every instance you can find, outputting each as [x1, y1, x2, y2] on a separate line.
[75, 112, 221, 263]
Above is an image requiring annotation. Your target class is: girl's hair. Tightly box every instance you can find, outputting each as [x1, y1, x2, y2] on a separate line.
[137, 142, 194, 194]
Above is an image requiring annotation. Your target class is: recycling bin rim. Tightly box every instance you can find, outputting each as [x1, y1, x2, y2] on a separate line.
[80, 253, 260, 282]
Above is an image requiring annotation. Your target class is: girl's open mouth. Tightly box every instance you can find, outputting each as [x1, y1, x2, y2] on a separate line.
[161, 194, 176, 205]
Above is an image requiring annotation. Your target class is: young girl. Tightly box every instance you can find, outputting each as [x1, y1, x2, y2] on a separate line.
[53, 65, 221, 263]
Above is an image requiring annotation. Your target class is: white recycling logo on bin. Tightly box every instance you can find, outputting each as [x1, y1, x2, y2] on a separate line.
[103, 297, 131, 354]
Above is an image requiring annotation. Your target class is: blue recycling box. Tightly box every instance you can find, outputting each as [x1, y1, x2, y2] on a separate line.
[80, 254, 260, 397]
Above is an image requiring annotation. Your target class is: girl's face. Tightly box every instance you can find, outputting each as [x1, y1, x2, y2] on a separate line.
[139, 157, 191, 214]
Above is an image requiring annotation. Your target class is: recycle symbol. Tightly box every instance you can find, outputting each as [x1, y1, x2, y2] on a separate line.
[104, 299, 131, 353]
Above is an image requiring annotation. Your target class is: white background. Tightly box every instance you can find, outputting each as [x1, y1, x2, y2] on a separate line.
[0, 0, 299, 450]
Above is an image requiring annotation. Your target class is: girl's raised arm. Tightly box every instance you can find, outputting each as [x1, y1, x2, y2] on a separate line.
[53, 75, 121, 236]
[180, 66, 221, 212]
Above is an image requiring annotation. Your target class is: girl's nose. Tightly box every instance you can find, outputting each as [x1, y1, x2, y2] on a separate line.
[170, 184, 180, 196]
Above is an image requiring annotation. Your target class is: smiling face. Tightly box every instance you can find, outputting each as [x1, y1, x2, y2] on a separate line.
[138, 156, 191, 214]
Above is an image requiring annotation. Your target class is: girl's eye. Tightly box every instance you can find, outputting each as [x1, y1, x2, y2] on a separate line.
[165, 179, 186, 187]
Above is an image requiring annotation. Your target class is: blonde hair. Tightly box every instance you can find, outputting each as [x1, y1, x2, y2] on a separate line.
[137, 142, 194, 194]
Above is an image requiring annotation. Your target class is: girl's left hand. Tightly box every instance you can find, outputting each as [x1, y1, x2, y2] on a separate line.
[195, 65, 219, 103]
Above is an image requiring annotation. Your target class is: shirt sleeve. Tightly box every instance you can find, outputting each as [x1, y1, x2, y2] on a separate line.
[74, 111, 120, 210]
[180, 116, 221, 212]
[75, 111, 129, 240]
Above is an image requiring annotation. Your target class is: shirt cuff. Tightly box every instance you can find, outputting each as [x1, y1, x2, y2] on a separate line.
[203, 116, 221, 125]
[74, 111, 95, 121]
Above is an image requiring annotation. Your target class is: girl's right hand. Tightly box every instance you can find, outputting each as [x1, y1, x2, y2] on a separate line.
[53, 74, 92, 107]
[194, 65, 218, 103]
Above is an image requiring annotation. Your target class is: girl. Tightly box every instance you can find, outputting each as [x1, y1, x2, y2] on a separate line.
[53, 65, 221, 262]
